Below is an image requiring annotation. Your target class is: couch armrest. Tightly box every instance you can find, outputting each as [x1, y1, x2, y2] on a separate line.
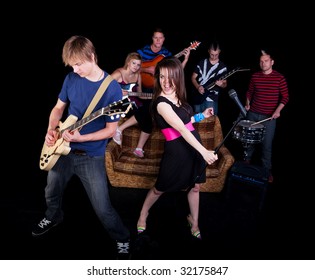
[216, 146, 235, 174]
[105, 140, 122, 176]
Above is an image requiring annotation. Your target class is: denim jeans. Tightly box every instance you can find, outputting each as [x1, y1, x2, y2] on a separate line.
[245, 111, 276, 170]
[45, 153, 130, 241]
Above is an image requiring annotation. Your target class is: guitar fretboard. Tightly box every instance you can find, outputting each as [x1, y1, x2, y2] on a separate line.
[62, 108, 105, 133]
[60, 98, 131, 133]
[127, 92, 153, 99]
[205, 67, 250, 91]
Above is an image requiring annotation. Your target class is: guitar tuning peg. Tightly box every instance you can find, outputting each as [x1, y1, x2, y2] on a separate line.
[116, 114, 120, 118]
[121, 114, 125, 118]
[111, 116, 114, 120]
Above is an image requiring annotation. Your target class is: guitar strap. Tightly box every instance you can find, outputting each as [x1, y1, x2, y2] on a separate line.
[80, 74, 113, 129]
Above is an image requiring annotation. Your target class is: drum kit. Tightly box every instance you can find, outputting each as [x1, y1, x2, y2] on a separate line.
[232, 118, 271, 160]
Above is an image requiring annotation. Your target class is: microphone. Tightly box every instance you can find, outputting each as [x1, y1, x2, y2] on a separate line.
[228, 89, 247, 118]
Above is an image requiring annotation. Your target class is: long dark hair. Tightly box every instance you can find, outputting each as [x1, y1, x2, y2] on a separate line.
[150, 57, 191, 119]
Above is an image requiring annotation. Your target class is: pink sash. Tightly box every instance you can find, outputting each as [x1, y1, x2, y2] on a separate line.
[161, 122, 195, 141]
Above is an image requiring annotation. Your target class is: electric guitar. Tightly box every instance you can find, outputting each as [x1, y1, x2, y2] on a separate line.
[121, 83, 153, 99]
[197, 67, 250, 101]
[39, 97, 133, 171]
[141, 40, 201, 88]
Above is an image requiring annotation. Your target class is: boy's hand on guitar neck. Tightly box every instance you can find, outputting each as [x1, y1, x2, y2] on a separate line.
[62, 130, 80, 143]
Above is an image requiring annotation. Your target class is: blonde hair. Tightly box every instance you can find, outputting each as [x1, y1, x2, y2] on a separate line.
[123, 52, 142, 69]
[62, 35, 97, 66]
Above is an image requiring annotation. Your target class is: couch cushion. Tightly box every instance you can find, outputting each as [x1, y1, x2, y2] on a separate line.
[113, 149, 161, 177]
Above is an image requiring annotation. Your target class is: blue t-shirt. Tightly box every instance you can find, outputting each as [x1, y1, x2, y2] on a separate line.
[58, 72, 123, 156]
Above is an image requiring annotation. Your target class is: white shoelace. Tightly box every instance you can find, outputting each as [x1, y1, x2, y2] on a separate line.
[38, 218, 52, 229]
[117, 242, 129, 254]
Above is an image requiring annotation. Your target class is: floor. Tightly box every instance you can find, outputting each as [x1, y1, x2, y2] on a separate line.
[2, 149, 313, 260]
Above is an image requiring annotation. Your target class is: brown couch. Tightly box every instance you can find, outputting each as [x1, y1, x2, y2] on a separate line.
[105, 115, 235, 192]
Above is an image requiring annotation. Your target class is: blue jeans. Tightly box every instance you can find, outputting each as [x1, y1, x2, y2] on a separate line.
[245, 111, 276, 170]
[45, 153, 130, 241]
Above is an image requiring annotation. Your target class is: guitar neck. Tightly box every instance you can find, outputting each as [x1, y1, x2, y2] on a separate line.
[174, 41, 201, 59]
[60, 98, 132, 133]
[174, 47, 191, 59]
[62, 108, 105, 133]
[174, 50, 185, 59]
[205, 68, 250, 91]
[127, 92, 153, 99]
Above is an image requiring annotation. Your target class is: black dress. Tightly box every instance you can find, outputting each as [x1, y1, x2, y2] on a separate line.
[153, 96, 207, 192]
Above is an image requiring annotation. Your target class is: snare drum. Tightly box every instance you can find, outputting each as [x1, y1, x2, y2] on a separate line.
[233, 120, 265, 144]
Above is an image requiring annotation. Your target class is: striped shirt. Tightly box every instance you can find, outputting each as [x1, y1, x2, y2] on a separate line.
[246, 70, 289, 115]
[137, 45, 172, 61]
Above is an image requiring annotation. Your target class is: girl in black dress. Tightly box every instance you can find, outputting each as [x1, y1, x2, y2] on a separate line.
[137, 57, 218, 239]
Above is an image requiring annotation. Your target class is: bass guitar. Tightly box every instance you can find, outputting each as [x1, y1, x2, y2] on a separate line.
[141, 40, 201, 88]
[39, 97, 133, 171]
[121, 83, 153, 99]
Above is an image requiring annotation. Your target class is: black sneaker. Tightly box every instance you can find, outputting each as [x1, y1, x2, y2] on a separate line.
[116, 240, 130, 260]
[32, 217, 60, 237]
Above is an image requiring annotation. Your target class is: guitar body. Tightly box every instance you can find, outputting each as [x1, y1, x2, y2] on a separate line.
[39, 115, 77, 171]
[141, 54, 165, 88]
[120, 82, 138, 92]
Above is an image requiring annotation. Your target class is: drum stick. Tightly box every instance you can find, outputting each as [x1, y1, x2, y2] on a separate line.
[250, 117, 272, 126]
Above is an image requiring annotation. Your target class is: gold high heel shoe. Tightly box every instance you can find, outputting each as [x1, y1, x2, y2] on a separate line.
[187, 215, 201, 240]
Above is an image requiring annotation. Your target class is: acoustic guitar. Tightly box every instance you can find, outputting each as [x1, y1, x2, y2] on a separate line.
[39, 97, 133, 171]
[141, 40, 201, 88]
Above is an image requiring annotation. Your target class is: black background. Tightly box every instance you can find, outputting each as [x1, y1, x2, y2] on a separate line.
[4, 4, 312, 260]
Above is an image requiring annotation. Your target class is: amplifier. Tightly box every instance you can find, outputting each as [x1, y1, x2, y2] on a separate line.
[225, 161, 269, 212]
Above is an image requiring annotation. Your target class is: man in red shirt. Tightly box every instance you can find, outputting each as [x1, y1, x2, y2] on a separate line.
[245, 50, 289, 183]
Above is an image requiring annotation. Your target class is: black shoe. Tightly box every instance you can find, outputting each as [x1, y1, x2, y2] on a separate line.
[32, 217, 60, 237]
[116, 240, 131, 260]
